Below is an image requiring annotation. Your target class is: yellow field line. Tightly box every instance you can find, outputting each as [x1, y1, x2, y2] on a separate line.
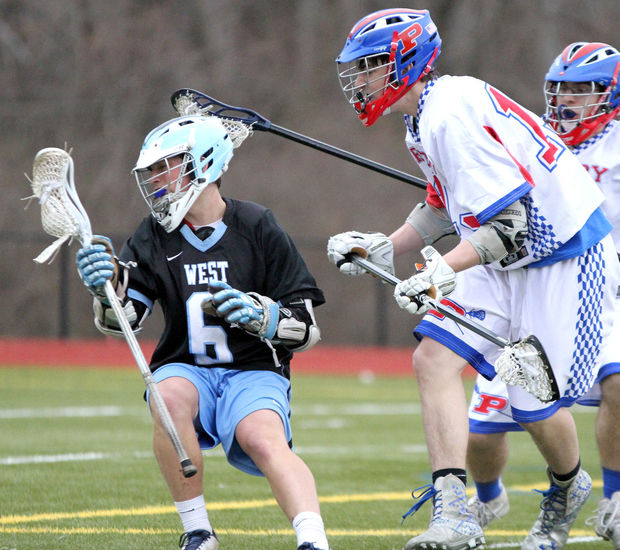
[0, 493, 410, 525]
[0, 482, 604, 529]
[0, 526, 598, 537]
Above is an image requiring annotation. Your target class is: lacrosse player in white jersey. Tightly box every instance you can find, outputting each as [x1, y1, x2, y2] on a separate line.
[466, 42, 620, 549]
[74, 116, 331, 550]
[327, 10, 620, 550]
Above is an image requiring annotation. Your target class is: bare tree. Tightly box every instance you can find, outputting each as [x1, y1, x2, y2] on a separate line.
[3, 0, 618, 345]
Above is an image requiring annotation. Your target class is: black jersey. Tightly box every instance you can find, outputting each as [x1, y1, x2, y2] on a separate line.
[119, 198, 325, 378]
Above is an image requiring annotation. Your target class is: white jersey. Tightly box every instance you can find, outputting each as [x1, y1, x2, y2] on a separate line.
[468, 119, 620, 430]
[405, 75, 611, 270]
[572, 119, 620, 253]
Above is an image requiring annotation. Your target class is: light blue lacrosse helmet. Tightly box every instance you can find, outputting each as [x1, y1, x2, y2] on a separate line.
[544, 42, 620, 145]
[133, 115, 234, 232]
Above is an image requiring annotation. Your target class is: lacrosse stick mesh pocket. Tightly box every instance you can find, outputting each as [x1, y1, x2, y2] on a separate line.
[29, 148, 92, 263]
[173, 93, 252, 148]
[495, 338, 556, 403]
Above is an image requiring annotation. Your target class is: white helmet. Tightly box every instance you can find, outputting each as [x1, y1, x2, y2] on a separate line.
[133, 115, 234, 232]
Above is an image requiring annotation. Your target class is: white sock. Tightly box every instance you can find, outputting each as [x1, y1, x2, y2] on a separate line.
[175, 495, 212, 533]
[292, 511, 329, 549]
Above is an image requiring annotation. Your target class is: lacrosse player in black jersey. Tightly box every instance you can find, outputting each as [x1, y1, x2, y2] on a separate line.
[75, 115, 330, 550]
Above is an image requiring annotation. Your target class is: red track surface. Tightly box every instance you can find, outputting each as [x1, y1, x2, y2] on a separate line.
[0, 338, 476, 377]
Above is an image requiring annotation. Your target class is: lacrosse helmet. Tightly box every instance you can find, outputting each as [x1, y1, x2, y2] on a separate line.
[336, 8, 441, 127]
[544, 42, 620, 146]
[133, 116, 233, 232]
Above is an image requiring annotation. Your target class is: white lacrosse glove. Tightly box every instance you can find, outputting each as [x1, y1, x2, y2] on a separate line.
[327, 230, 394, 277]
[202, 280, 279, 340]
[394, 246, 456, 315]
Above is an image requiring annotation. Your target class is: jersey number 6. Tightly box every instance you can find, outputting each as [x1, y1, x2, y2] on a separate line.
[187, 292, 233, 365]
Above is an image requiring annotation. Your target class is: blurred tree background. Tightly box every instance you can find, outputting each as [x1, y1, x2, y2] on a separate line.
[2, 0, 618, 346]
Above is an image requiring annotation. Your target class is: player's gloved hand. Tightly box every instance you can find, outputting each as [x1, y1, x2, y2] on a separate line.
[327, 230, 394, 277]
[394, 246, 456, 315]
[202, 280, 279, 339]
[76, 235, 118, 299]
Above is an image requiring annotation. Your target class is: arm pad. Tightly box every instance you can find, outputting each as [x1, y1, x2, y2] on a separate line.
[272, 297, 321, 352]
[406, 202, 455, 245]
[467, 199, 528, 264]
[202, 283, 321, 351]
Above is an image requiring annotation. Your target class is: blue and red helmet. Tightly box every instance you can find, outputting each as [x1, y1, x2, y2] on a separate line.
[336, 9, 441, 127]
[544, 42, 620, 146]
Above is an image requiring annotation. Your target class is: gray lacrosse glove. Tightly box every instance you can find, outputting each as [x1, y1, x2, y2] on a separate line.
[94, 298, 142, 336]
[327, 230, 394, 277]
[202, 280, 279, 339]
[394, 246, 456, 315]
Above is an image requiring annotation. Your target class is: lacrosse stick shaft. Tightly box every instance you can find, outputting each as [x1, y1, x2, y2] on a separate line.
[171, 89, 427, 189]
[103, 281, 198, 478]
[350, 255, 509, 348]
[31, 147, 197, 476]
[263, 123, 426, 188]
[352, 256, 560, 402]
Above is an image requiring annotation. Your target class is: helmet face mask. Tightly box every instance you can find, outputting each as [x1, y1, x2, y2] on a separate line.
[544, 81, 607, 138]
[132, 116, 234, 232]
[135, 153, 196, 225]
[543, 42, 620, 146]
[338, 53, 394, 116]
[336, 9, 441, 127]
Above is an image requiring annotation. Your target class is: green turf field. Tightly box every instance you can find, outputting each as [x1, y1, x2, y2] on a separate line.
[0, 365, 607, 550]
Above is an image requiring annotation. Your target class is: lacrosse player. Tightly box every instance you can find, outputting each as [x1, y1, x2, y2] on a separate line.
[327, 10, 620, 550]
[466, 42, 620, 549]
[75, 115, 330, 550]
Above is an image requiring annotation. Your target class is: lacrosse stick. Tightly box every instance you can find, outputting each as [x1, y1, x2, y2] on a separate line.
[27, 147, 198, 478]
[349, 254, 560, 403]
[171, 88, 427, 190]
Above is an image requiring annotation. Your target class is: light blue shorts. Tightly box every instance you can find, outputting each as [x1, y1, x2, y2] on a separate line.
[149, 364, 292, 476]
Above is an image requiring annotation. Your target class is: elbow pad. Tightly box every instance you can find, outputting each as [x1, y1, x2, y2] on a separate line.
[406, 202, 455, 245]
[467, 200, 528, 264]
[273, 298, 321, 352]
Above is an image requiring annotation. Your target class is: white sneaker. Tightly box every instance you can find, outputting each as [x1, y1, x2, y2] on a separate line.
[587, 492, 620, 549]
[403, 474, 485, 550]
[178, 529, 219, 550]
[467, 485, 510, 529]
[521, 468, 592, 550]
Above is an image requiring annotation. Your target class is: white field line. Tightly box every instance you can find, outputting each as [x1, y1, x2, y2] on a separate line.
[0, 451, 153, 465]
[485, 537, 601, 548]
[0, 405, 142, 419]
[0, 401, 593, 466]
[0, 402, 418, 420]
[0, 402, 595, 421]
[0, 444, 428, 466]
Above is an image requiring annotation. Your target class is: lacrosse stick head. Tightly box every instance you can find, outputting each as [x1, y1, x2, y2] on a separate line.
[133, 115, 233, 233]
[171, 89, 260, 149]
[495, 335, 560, 403]
[29, 147, 93, 263]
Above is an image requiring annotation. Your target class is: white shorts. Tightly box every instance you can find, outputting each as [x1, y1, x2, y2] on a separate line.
[468, 300, 620, 431]
[415, 236, 620, 424]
